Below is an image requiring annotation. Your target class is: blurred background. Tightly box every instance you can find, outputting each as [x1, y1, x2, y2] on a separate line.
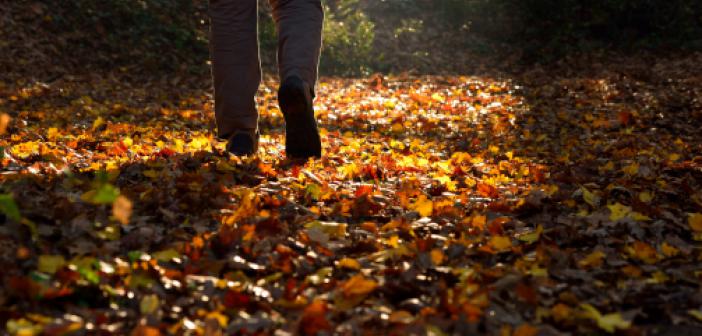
[2, 0, 701, 81]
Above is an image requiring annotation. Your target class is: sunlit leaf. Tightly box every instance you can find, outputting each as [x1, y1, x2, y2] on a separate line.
[579, 304, 631, 333]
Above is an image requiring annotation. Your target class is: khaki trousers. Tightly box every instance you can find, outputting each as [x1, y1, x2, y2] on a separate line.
[209, 0, 324, 140]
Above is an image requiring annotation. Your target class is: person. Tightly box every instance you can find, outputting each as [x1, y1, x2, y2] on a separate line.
[209, 0, 323, 158]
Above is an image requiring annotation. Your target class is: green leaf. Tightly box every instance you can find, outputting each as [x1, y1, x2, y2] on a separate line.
[0, 193, 21, 221]
[92, 183, 120, 204]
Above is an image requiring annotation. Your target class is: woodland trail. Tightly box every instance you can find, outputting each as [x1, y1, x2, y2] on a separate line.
[1, 59, 702, 335]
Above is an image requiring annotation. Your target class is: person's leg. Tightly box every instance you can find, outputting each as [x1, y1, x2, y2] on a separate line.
[209, 0, 261, 150]
[269, 0, 324, 90]
[269, 0, 324, 158]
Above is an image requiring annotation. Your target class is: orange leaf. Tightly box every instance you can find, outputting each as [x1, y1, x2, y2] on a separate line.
[130, 326, 161, 336]
[112, 195, 133, 225]
[0, 113, 10, 135]
[513, 324, 538, 336]
[689, 213, 702, 232]
[477, 182, 499, 198]
[488, 236, 512, 251]
[299, 300, 331, 336]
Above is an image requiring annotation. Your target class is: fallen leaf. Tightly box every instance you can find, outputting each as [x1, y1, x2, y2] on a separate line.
[38, 255, 66, 274]
[580, 304, 631, 333]
[113, 195, 133, 225]
[689, 213, 702, 232]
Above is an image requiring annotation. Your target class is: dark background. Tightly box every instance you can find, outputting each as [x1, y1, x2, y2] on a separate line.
[2, 0, 701, 81]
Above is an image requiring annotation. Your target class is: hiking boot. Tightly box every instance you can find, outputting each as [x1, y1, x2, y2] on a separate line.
[226, 130, 259, 156]
[278, 76, 322, 159]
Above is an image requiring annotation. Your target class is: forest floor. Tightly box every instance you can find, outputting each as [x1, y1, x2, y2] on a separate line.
[1, 54, 702, 335]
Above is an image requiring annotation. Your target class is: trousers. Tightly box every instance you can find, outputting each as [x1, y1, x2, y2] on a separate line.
[209, 0, 324, 140]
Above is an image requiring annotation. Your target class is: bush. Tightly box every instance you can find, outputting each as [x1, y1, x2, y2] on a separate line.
[320, 0, 375, 76]
[41, 0, 208, 72]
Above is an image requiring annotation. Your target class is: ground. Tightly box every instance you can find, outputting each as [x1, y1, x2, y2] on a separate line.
[1, 55, 702, 335]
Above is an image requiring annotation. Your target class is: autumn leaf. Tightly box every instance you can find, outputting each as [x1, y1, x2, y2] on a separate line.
[513, 324, 538, 336]
[607, 203, 631, 221]
[299, 300, 331, 335]
[337, 258, 361, 270]
[688, 213, 702, 232]
[38, 255, 66, 274]
[113, 195, 133, 225]
[579, 250, 605, 268]
[582, 187, 600, 207]
[0, 113, 10, 134]
[579, 304, 631, 333]
[340, 274, 378, 298]
[488, 236, 512, 252]
[412, 195, 433, 217]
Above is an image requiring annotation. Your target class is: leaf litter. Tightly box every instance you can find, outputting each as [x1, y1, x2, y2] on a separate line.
[1, 54, 702, 335]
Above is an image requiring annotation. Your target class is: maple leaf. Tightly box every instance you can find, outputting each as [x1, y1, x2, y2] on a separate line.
[411, 195, 433, 217]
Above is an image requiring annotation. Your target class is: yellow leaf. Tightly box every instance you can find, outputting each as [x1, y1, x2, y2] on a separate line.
[92, 117, 104, 131]
[582, 188, 600, 207]
[688, 309, 702, 321]
[38, 255, 66, 274]
[471, 215, 487, 229]
[412, 195, 433, 217]
[112, 195, 133, 225]
[607, 203, 631, 221]
[578, 250, 605, 268]
[488, 236, 512, 251]
[385, 235, 400, 248]
[340, 274, 377, 298]
[638, 191, 653, 203]
[517, 225, 543, 244]
[630, 211, 650, 221]
[622, 162, 639, 175]
[688, 213, 702, 232]
[337, 258, 361, 270]
[580, 304, 631, 333]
